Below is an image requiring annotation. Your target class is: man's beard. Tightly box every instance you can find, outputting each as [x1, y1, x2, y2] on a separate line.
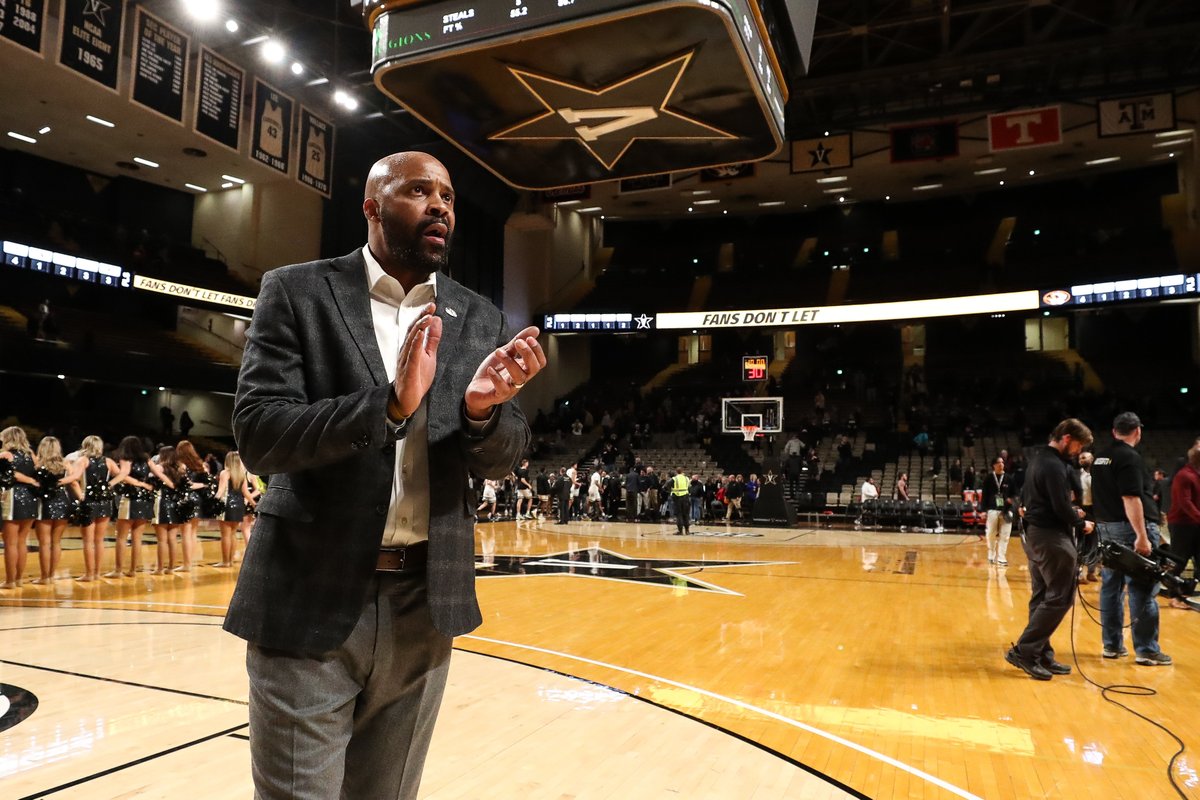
[381, 213, 452, 275]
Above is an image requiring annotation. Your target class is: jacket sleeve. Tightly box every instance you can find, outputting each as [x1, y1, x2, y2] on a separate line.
[460, 311, 531, 480]
[233, 270, 394, 475]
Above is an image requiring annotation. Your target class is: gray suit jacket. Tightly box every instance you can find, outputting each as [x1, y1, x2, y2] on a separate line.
[223, 249, 528, 653]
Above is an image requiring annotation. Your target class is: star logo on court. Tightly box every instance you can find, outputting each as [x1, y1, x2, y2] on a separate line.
[83, 0, 111, 26]
[489, 53, 737, 171]
[476, 547, 778, 595]
[635, 314, 653, 329]
[809, 140, 833, 168]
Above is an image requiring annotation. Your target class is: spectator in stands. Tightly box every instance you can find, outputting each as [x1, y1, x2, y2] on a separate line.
[981, 456, 1015, 566]
[860, 477, 879, 504]
[962, 425, 976, 464]
[962, 463, 977, 492]
[1151, 469, 1170, 524]
[949, 458, 963, 496]
[179, 411, 194, 439]
[894, 473, 910, 502]
[1166, 442, 1200, 609]
[159, 406, 174, 438]
[784, 433, 803, 458]
[571, 419, 583, 437]
[913, 427, 931, 456]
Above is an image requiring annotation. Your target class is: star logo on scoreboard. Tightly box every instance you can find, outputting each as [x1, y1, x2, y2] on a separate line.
[490, 52, 737, 170]
[635, 314, 653, 329]
[476, 547, 780, 595]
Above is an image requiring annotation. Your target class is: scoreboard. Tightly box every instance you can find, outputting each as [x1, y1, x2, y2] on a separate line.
[1039, 273, 1200, 308]
[365, 0, 799, 188]
[742, 355, 768, 381]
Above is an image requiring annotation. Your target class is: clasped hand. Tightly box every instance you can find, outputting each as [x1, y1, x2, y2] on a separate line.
[391, 304, 547, 421]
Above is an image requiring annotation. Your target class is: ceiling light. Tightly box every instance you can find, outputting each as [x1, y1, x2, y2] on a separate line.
[183, 0, 220, 21]
[290, 62, 304, 76]
[999, 180, 1005, 185]
[133, 157, 159, 168]
[694, 199, 720, 205]
[334, 90, 358, 110]
[38, 126, 50, 134]
[185, 183, 208, 192]
[1085, 156, 1120, 166]
[912, 183, 942, 191]
[57, 374, 66, 380]
[221, 174, 245, 184]
[1028, 169, 1035, 176]
[577, 206, 602, 212]
[225, 18, 239, 32]
[822, 187, 850, 194]
[261, 40, 285, 63]
[7, 131, 36, 144]
[242, 34, 268, 46]
[824, 130, 830, 136]
[86, 115, 115, 128]
[342, 96, 358, 111]
[758, 201, 785, 207]
[555, 200, 581, 206]
[884, 195, 890, 200]
[1153, 139, 1189, 148]
[974, 167, 1006, 175]
[1155, 129, 1193, 138]
[816, 176, 847, 184]
[307, 77, 329, 87]
[221, 182, 234, 189]
[691, 189, 712, 196]
[838, 196, 846, 203]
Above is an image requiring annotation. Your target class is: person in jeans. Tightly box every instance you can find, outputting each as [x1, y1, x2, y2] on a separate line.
[1090, 412, 1172, 666]
[1006, 418, 1093, 681]
[1165, 441, 1200, 609]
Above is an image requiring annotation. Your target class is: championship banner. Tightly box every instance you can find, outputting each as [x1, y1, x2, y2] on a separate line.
[131, 8, 189, 124]
[58, 0, 125, 92]
[251, 78, 294, 176]
[0, 0, 47, 55]
[1097, 93, 1175, 137]
[297, 106, 334, 198]
[701, 163, 755, 182]
[988, 106, 1061, 152]
[790, 133, 852, 173]
[194, 46, 243, 153]
[655, 290, 1039, 330]
[890, 121, 958, 163]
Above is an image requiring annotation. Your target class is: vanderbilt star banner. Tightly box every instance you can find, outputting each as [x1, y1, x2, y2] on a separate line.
[59, 0, 125, 92]
[790, 134, 853, 173]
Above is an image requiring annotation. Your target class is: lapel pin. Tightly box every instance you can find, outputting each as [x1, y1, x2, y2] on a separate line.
[446, 307, 458, 317]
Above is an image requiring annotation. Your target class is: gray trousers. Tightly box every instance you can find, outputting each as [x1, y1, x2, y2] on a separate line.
[246, 573, 453, 800]
[1014, 525, 1077, 664]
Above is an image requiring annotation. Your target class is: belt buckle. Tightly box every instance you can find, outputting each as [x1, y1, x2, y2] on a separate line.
[393, 547, 407, 571]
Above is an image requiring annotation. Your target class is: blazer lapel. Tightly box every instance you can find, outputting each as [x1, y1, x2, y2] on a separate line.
[327, 250, 387, 386]
[429, 275, 466, 439]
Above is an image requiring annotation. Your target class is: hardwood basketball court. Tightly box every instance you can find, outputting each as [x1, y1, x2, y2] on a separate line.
[2, 520, 1197, 799]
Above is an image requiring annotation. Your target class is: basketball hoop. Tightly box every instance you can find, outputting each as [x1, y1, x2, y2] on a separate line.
[741, 425, 759, 443]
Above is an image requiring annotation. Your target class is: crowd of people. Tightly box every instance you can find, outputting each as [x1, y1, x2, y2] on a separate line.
[0, 425, 258, 588]
[471, 456, 765, 527]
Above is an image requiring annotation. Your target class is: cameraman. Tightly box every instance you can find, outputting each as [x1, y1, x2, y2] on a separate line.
[1091, 412, 1172, 666]
[1006, 418, 1093, 681]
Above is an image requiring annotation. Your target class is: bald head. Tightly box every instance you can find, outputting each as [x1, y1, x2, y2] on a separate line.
[362, 151, 455, 287]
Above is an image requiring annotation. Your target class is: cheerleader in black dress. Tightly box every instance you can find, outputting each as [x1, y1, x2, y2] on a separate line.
[150, 446, 183, 574]
[215, 451, 255, 567]
[67, 435, 119, 581]
[111, 436, 156, 577]
[32, 436, 79, 584]
[175, 441, 209, 571]
[1, 426, 40, 589]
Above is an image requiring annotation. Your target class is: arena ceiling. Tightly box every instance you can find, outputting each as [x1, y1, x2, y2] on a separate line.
[0, 1, 1196, 219]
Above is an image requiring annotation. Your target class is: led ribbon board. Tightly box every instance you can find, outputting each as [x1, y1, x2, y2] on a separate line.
[368, 0, 787, 189]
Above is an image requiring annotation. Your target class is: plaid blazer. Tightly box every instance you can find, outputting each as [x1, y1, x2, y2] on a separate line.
[223, 249, 528, 653]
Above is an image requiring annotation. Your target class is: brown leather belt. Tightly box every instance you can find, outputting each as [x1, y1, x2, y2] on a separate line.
[376, 541, 428, 573]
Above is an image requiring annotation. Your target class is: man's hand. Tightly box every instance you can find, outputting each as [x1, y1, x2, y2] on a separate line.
[1082, 520, 1095, 535]
[1135, 535, 1152, 556]
[392, 304, 442, 418]
[464, 326, 547, 420]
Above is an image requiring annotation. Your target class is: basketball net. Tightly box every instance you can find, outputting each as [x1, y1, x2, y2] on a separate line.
[741, 425, 759, 443]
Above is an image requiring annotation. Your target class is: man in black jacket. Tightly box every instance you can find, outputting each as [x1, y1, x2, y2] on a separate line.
[1006, 418, 1093, 680]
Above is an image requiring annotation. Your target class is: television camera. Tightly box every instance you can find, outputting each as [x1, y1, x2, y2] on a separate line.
[1099, 540, 1199, 609]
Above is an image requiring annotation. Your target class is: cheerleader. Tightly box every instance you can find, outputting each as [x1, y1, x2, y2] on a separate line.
[67, 435, 118, 582]
[1, 426, 39, 589]
[175, 441, 209, 571]
[215, 451, 254, 567]
[149, 446, 183, 574]
[31, 437, 78, 584]
[109, 436, 156, 577]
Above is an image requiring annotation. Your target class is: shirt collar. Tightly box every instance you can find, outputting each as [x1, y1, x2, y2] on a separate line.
[362, 244, 437, 308]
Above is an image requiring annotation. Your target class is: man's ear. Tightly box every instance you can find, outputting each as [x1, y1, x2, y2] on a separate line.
[363, 197, 378, 222]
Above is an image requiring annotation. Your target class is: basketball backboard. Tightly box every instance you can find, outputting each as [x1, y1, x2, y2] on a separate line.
[721, 397, 783, 435]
